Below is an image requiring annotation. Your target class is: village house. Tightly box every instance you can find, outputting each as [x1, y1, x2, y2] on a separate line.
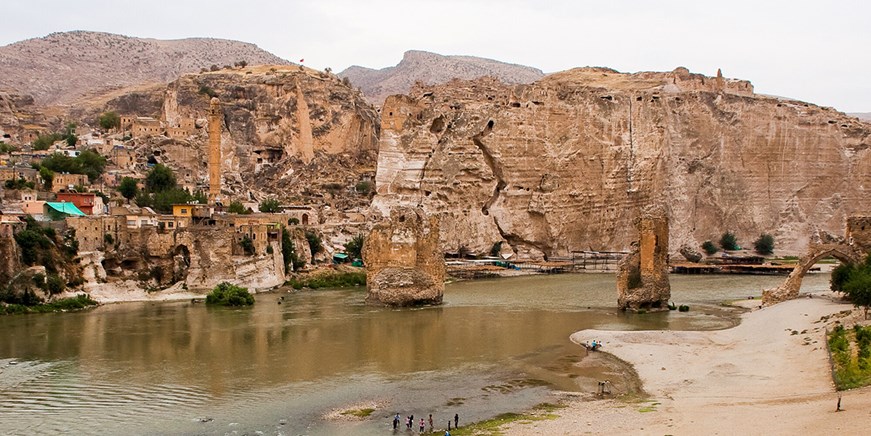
[52, 173, 89, 192]
[56, 191, 104, 215]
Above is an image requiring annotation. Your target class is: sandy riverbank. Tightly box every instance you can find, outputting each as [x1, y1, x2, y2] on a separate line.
[505, 291, 871, 435]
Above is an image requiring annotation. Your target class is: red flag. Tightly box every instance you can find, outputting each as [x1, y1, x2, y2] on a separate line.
[299, 58, 304, 63]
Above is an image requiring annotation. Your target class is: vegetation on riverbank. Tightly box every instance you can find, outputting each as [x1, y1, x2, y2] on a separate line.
[828, 323, 871, 390]
[0, 294, 98, 315]
[446, 403, 565, 435]
[285, 271, 366, 290]
[205, 282, 255, 306]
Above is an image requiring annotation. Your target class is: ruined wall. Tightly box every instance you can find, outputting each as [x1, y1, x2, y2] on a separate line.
[847, 216, 871, 252]
[362, 207, 445, 306]
[371, 69, 871, 258]
[616, 209, 671, 311]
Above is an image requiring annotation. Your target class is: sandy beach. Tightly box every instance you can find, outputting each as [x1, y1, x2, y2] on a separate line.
[505, 291, 871, 435]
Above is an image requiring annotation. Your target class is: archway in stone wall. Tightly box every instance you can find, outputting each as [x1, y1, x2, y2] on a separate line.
[763, 243, 865, 305]
[302, 213, 309, 226]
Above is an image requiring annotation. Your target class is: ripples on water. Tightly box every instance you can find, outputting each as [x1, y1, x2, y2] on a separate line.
[0, 273, 832, 434]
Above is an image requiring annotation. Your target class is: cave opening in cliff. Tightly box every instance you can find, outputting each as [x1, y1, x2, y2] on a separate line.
[430, 116, 446, 134]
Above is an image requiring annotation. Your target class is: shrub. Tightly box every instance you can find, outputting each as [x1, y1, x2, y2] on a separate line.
[678, 305, 690, 312]
[288, 217, 300, 225]
[46, 274, 65, 295]
[305, 230, 323, 257]
[344, 234, 365, 259]
[259, 198, 280, 213]
[145, 164, 177, 192]
[228, 200, 249, 214]
[355, 181, 372, 195]
[205, 282, 254, 306]
[753, 233, 775, 255]
[701, 240, 718, 255]
[240, 236, 255, 255]
[719, 232, 739, 251]
[99, 111, 121, 130]
[282, 228, 305, 271]
[119, 177, 139, 201]
[285, 272, 366, 290]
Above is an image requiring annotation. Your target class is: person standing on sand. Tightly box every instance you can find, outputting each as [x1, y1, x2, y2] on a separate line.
[393, 413, 400, 430]
[454, 413, 459, 428]
[428, 414, 433, 430]
[419, 417, 425, 433]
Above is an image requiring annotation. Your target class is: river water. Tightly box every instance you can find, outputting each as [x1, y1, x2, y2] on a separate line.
[0, 273, 831, 435]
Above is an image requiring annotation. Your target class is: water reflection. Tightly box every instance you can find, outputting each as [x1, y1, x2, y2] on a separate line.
[0, 272, 831, 434]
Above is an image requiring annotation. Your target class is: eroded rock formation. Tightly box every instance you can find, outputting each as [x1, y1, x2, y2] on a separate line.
[362, 207, 445, 306]
[617, 207, 671, 311]
[371, 68, 871, 258]
[763, 216, 871, 305]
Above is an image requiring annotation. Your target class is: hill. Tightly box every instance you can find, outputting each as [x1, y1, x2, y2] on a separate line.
[849, 112, 871, 121]
[338, 50, 544, 104]
[0, 31, 290, 105]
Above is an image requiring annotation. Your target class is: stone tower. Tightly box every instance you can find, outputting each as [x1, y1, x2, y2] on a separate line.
[207, 97, 222, 203]
[616, 206, 671, 311]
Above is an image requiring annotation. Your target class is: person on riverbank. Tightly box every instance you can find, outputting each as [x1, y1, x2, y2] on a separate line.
[393, 413, 400, 430]
[454, 413, 459, 428]
[419, 417, 425, 433]
[428, 414, 433, 430]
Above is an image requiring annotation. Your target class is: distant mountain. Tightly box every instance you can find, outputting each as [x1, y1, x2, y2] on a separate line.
[339, 50, 544, 104]
[849, 112, 871, 121]
[0, 31, 291, 105]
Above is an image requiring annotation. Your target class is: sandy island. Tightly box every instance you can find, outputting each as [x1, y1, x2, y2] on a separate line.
[505, 290, 871, 435]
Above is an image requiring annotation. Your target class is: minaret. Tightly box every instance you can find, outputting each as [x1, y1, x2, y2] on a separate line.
[208, 97, 222, 204]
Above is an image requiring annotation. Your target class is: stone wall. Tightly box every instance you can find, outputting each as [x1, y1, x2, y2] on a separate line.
[362, 207, 445, 306]
[616, 208, 671, 311]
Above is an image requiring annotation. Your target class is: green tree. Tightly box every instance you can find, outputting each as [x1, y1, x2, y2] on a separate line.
[719, 232, 739, 251]
[228, 200, 249, 214]
[753, 233, 775, 255]
[701, 240, 718, 255]
[75, 150, 106, 182]
[118, 177, 139, 202]
[281, 228, 305, 271]
[305, 230, 323, 258]
[145, 164, 177, 192]
[64, 123, 78, 147]
[205, 282, 254, 306]
[32, 133, 61, 150]
[99, 111, 121, 130]
[39, 166, 54, 190]
[344, 234, 365, 259]
[259, 198, 280, 213]
[240, 236, 255, 255]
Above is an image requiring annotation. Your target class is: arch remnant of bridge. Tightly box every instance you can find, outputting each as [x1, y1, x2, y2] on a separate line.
[762, 216, 871, 305]
[617, 206, 671, 311]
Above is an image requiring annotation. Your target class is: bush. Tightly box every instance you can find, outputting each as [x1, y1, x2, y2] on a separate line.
[355, 181, 372, 195]
[32, 133, 62, 150]
[285, 272, 366, 290]
[305, 230, 323, 257]
[259, 198, 280, 213]
[678, 305, 690, 312]
[198, 85, 217, 98]
[701, 240, 718, 255]
[205, 282, 254, 306]
[145, 164, 177, 192]
[99, 111, 121, 130]
[282, 228, 305, 271]
[228, 200, 250, 214]
[753, 233, 775, 255]
[1, 293, 97, 315]
[344, 234, 365, 259]
[288, 217, 300, 225]
[119, 177, 139, 201]
[46, 274, 65, 295]
[719, 232, 739, 251]
[240, 236, 255, 255]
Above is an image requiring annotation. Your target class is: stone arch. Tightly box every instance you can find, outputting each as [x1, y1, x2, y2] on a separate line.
[762, 243, 865, 305]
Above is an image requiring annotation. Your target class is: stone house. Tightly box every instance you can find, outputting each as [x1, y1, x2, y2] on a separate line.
[52, 173, 89, 193]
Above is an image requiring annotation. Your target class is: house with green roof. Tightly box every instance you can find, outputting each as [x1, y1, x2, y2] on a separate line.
[44, 201, 86, 220]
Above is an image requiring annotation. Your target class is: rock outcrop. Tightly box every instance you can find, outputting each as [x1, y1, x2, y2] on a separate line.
[617, 207, 671, 311]
[371, 68, 871, 258]
[362, 207, 445, 306]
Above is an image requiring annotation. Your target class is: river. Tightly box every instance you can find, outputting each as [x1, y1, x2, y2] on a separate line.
[0, 272, 831, 435]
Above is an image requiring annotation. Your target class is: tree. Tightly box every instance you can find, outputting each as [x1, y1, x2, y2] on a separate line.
[240, 236, 255, 255]
[305, 230, 323, 258]
[99, 111, 121, 130]
[344, 234, 365, 259]
[282, 228, 305, 271]
[145, 164, 177, 192]
[32, 133, 61, 150]
[701, 240, 718, 255]
[39, 167, 54, 190]
[228, 200, 249, 214]
[64, 123, 78, 147]
[832, 254, 871, 318]
[75, 150, 107, 182]
[719, 232, 739, 251]
[205, 282, 254, 306]
[119, 177, 139, 202]
[259, 198, 280, 213]
[753, 233, 775, 255]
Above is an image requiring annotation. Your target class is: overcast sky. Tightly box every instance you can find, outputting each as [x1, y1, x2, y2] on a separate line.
[2, 0, 869, 111]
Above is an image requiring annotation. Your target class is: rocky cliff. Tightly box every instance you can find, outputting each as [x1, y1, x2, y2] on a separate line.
[371, 68, 871, 258]
[0, 31, 290, 105]
[339, 50, 544, 105]
[113, 66, 380, 208]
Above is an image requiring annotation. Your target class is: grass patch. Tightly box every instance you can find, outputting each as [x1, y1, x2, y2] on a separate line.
[285, 271, 366, 290]
[340, 408, 374, 418]
[1, 294, 98, 315]
[828, 324, 871, 390]
[638, 401, 660, 413]
[448, 408, 560, 436]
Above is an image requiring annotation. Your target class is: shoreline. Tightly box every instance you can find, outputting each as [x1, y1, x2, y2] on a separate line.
[504, 290, 871, 434]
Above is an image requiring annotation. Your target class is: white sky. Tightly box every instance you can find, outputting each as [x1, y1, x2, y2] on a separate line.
[2, 0, 869, 112]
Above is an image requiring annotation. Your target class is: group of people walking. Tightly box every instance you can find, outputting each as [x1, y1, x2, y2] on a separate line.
[392, 412, 458, 434]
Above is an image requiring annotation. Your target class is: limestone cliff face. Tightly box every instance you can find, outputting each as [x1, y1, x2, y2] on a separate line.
[372, 68, 871, 257]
